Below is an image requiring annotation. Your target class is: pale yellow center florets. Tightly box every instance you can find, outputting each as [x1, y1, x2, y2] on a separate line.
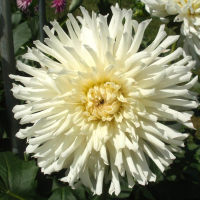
[82, 82, 123, 121]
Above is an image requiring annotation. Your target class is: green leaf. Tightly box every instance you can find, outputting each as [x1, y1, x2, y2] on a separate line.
[49, 187, 77, 200]
[196, 148, 200, 155]
[0, 152, 45, 200]
[191, 163, 200, 171]
[12, 11, 22, 29]
[116, 185, 132, 199]
[188, 143, 199, 151]
[13, 21, 32, 53]
[183, 167, 199, 182]
[0, 194, 12, 200]
[149, 157, 164, 182]
[68, 0, 83, 13]
[71, 186, 87, 200]
[138, 186, 156, 200]
[166, 175, 176, 181]
[29, 16, 39, 40]
[51, 177, 65, 191]
[192, 81, 200, 93]
[91, 195, 103, 200]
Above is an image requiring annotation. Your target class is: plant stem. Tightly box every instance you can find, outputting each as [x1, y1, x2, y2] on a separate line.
[170, 41, 177, 54]
[168, 41, 177, 65]
[0, 186, 25, 200]
[119, 0, 122, 8]
[24, 153, 29, 161]
[6, 190, 26, 200]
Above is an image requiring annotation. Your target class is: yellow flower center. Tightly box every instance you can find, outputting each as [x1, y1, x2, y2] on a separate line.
[83, 82, 123, 121]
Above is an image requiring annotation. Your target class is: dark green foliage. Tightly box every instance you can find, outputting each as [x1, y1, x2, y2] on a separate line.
[0, 152, 45, 200]
[97, 0, 112, 22]
[49, 187, 77, 200]
[69, 0, 84, 13]
[13, 21, 32, 53]
[11, 11, 22, 29]
[28, 16, 40, 40]
[131, 0, 149, 17]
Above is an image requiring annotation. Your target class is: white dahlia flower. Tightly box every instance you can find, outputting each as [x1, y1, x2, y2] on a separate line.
[10, 4, 198, 196]
[182, 34, 200, 65]
[142, 0, 200, 65]
[142, 0, 200, 36]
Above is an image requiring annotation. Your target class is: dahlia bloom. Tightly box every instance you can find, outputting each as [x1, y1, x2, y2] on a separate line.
[51, 0, 66, 13]
[142, 0, 200, 36]
[10, 4, 198, 195]
[17, 0, 32, 11]
[181, 34, 200, 65]
[142, 0, 200, 65]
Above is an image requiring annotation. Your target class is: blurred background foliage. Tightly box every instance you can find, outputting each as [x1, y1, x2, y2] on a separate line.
[0, 0, 200, 199]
